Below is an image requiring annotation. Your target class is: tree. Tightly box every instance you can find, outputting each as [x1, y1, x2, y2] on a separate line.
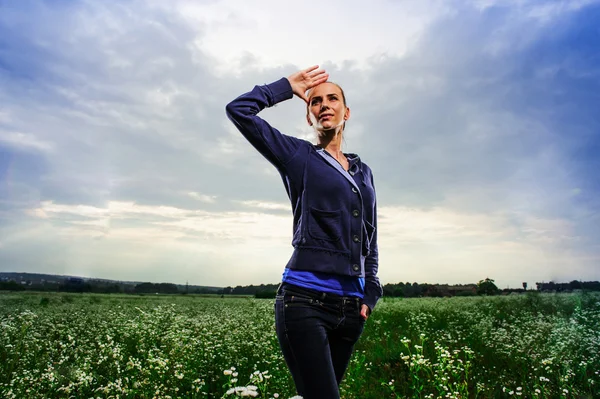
[0, 281, 26, 291]
[477, 278, 499, 296]
[60, 278, 91, 293]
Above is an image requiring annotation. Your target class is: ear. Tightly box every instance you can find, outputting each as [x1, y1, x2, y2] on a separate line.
[344, 107, 351, 121]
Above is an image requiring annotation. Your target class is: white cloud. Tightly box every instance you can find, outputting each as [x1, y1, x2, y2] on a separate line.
[25, 200, 291, 242]
[377, 205, 589, 287]
[25, 208, 49, 219]
[188, 192, 217, 203]
[174, 0, 451, 74]
[16, 198, 592, 287]
[0, 131, 54, 152]
[236, 200, 289, 211]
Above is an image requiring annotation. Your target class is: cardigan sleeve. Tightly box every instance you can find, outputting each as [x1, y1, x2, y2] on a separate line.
[225, 77, 305, 168]
[362, 171, 383, 311]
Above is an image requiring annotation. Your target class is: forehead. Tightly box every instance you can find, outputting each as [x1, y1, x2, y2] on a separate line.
[308, 82, 342, 99]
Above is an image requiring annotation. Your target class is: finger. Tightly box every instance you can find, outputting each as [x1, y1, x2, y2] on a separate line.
[303, 65, 320, 74]
[312, 73, 329, 86]
[307, 68, 327, 79]
[305, 73, 329, 91]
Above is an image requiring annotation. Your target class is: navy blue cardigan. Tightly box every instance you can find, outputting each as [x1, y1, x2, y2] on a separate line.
[226, 77, 383, 310]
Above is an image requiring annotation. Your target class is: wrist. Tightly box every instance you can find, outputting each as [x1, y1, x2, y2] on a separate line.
[267, 78, 294, 105]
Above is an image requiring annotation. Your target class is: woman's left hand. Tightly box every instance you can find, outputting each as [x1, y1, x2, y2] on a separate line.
[360, 304, 371, 321]
[287, 65, 329, 103]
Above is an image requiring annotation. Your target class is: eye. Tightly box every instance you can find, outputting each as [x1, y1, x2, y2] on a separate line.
[311, 99, 321, 106]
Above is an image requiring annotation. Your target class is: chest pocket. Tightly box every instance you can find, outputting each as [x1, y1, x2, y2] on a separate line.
[308, 207, 342, 241]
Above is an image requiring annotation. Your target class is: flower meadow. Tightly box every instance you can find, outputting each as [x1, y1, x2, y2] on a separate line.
[1, 291, 599, 398]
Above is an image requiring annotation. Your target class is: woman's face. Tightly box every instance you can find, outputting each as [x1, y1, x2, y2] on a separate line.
[306, 83, 350, 133]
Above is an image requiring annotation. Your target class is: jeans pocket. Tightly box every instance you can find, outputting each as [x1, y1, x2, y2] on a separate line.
[284, 294, 315, 307]
[282, 297, 320, 332]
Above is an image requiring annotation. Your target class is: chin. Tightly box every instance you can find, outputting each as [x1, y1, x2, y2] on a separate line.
[319, 121, 339, 130]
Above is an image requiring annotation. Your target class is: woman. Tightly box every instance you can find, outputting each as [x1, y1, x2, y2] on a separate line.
[226, 65, 382, 399]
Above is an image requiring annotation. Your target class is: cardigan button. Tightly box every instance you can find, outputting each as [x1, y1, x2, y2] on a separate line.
[352, 210, 359, 217]
[351, 187, 358, 194]
[353, 235, 360, 243]
[352, 264, 360, 271]
[301, 237, 306, 244]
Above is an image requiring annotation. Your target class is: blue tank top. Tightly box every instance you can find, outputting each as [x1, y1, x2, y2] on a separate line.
[282, 268, 364, 298]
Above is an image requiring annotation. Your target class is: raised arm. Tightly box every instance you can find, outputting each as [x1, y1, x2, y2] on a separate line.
[225, 66, 329, 168]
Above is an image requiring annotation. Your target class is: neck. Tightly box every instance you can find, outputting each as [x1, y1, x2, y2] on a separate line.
[317, 128, 344, 156]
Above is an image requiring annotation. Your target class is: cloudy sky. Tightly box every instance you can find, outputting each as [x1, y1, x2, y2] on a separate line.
[1, 0, 599, 289]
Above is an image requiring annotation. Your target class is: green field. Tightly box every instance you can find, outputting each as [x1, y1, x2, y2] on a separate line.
[1, 291, 599, 398]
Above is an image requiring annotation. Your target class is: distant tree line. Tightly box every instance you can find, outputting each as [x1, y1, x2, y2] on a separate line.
[222, 284, 280, 297]
[536, 280, 600, 292]
[132, 282, 180, 294]
[383, 282, 479, 298]
[0, 278, 221, 295]
[2, 276, 600, 298]
[0, 281, 26, 291]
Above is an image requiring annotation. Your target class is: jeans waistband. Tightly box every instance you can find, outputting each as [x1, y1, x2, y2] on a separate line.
[278, 282, 361, 307]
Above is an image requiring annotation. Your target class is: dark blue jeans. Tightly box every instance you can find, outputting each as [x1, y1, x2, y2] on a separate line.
[274, 282, 366, 399]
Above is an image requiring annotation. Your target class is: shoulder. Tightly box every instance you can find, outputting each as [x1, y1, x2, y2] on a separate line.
[360, 160, 372, 172]
[358, 158, 375, 178]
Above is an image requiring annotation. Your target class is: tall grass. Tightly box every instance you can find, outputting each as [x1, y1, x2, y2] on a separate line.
[1, 291, 599, 398]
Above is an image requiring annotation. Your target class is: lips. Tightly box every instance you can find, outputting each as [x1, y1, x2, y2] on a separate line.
[319, 113, 334, 120]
